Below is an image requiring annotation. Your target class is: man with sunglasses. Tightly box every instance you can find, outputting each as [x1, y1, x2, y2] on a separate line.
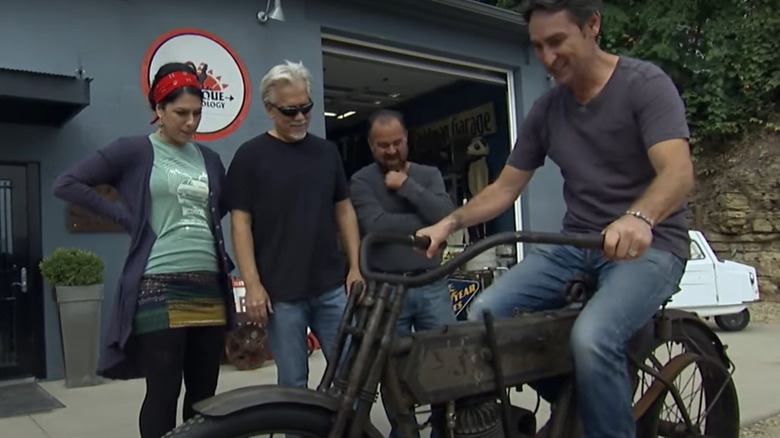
[225, 61, 363, 392]
[350, 109, 457, 438]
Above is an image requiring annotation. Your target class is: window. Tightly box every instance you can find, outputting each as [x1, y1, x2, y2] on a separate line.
[690, 241, 706, 260]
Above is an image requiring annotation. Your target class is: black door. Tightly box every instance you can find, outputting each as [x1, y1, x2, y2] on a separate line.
[0, 163, 44, 380]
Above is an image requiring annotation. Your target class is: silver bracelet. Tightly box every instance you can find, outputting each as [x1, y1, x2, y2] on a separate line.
[625, 210, 654, 227]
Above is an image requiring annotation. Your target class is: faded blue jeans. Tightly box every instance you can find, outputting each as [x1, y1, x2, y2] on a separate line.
[467, 244, 686, 438]
[383, 278, 458, 438]
[265, 285, 348, 389]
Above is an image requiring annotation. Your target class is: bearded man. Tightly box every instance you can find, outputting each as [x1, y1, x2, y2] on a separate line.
[349, 109, 456, 438]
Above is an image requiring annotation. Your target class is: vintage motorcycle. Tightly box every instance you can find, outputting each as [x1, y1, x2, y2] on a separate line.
[167, 230, 740, 437]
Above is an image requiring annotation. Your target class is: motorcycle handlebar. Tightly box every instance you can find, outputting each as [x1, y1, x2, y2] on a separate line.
[358, 231, 604, 288]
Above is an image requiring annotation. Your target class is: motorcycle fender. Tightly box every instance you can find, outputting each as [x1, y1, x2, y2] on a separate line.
[664, 308, 731, 365]
[630, 309, 731, 367]
[192, 384, 384, 438]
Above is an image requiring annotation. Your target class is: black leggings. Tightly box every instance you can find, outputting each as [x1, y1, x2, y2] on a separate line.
[137, 325, 225, 438]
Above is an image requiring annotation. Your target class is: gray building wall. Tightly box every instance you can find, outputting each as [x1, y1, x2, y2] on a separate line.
[0, 0, 564, 380]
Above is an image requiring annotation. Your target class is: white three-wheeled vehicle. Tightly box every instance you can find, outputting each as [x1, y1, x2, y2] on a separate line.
[668, 230, 760, 331]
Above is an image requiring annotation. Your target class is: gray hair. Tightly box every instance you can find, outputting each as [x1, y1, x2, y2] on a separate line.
[260, 60, 313, 104]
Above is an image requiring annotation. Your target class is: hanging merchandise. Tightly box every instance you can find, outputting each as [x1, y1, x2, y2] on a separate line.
[448, 135, 473, 177]
[436, 135, 467, 208]
[465, 136, 490, 241]
[466, 137, 489, 198]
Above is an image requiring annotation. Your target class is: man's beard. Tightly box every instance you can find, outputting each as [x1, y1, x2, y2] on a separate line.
[381, 158, 406, 172]
[287, 130, 307, 141]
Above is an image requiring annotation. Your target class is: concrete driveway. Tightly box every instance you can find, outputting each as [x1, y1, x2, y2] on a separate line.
[1, 322, 778, 437]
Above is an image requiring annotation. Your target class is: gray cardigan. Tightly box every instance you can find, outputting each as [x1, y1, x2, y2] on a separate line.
[52, 135, 236, 379]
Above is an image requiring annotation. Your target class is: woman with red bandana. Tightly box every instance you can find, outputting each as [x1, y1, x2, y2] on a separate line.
[52, 62, 235, 438]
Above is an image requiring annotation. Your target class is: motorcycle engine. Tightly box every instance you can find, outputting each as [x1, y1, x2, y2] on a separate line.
[452, 397, 502, 438]
[436, 395, 536, 438]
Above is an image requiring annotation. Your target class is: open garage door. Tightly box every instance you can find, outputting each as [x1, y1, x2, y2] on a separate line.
[321, 33, 524, 260]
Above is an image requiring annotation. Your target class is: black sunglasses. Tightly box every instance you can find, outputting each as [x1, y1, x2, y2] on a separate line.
[271, 101, 314, 117]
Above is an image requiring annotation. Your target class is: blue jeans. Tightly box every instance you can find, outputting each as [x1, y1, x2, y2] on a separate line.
[467, 244, 686, 438]
[384, 279, 458, 438]
[265, 285, 347, 388]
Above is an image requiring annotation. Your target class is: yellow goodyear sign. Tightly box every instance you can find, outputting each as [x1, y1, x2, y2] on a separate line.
[448, 278, 482, 316]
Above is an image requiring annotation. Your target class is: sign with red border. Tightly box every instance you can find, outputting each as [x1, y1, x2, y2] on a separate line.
[141, 28, 251, 141]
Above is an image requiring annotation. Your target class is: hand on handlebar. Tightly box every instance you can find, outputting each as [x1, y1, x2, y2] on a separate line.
[360, 230, 604, 288]
[415, 219, 455, 259]
[602, 214, 653, 260]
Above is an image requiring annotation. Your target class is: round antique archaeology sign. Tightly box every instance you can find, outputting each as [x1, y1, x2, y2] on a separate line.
[141, 28, 251, 141]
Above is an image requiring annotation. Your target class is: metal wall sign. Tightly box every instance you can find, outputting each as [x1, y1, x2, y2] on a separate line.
[409, 102, 498, 153]
[140, 28, 252, 142]
[66, 185, 124, 233]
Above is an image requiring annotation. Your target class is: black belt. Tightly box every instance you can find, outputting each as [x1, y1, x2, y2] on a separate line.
[388, 268, 430, 276]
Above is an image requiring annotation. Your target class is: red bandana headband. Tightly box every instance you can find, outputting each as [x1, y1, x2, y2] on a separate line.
[150, 71, 202, 124]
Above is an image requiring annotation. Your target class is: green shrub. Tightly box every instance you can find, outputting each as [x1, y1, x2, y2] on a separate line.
[483, 0, 780, 150]
[39, 248, 105, 287]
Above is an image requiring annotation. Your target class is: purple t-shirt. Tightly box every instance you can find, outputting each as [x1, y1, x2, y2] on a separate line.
[508, 56, 690, 260]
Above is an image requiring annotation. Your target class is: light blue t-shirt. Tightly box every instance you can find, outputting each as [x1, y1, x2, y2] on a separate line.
[144, 134, 218, 274]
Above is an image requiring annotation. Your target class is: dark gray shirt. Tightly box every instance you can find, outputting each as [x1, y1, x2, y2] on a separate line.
[351, 162, 455, 272]
[508, 56, 691, 260]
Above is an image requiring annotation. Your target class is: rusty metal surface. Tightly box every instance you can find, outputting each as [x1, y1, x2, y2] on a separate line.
[224, 321, 267, 371]
[394, 309, 579, 405]
[632, 352, 700, 421]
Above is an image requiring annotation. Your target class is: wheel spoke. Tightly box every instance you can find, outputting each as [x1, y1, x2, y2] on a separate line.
[631, 319, 740, 438]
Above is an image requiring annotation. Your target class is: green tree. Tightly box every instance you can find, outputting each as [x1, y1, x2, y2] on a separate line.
[480, 0, 780, 151]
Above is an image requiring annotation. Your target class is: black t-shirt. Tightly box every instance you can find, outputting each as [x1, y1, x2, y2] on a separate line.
[225, 132, 349, 302]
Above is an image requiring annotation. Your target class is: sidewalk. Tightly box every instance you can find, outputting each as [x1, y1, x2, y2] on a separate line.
[2, 322, 779, 437]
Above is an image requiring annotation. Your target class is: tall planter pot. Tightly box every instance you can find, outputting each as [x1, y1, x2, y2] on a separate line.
[55, 284, 104, 388]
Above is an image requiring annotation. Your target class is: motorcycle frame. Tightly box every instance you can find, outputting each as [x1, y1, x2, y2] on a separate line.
[314, 231, 599, 438]
[316, 278, 591, 438]
[316, 278, 416, 438]
[306, 231, 733, 438]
